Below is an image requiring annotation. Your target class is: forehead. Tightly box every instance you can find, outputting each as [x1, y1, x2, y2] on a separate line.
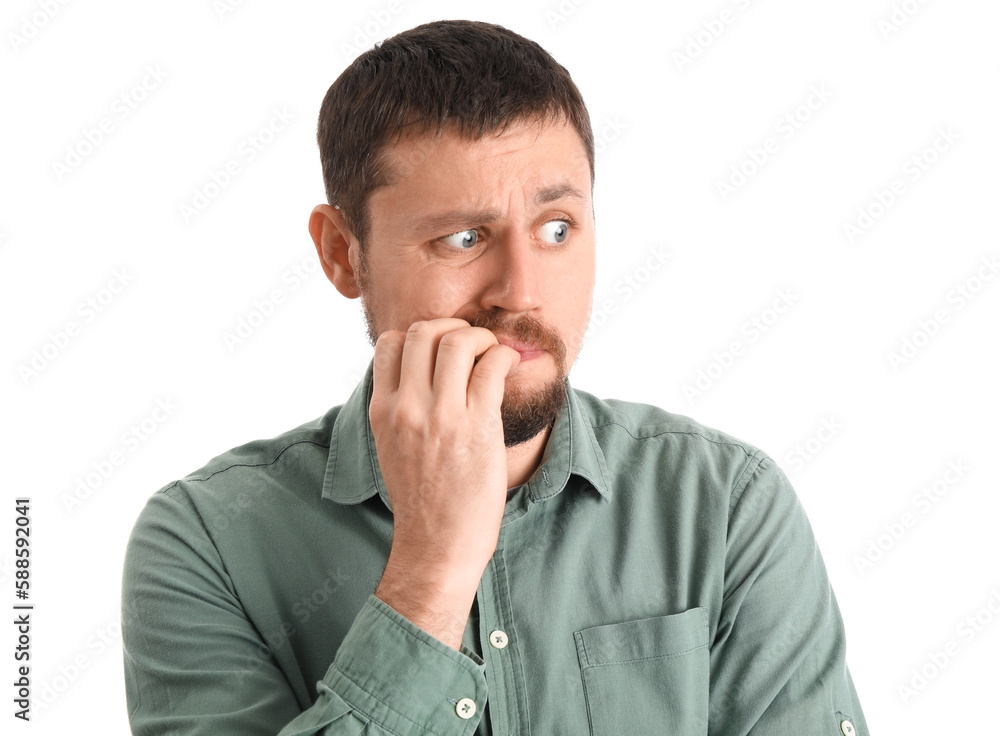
[368, 117, 591, 229]
[381, 117, 588, 190]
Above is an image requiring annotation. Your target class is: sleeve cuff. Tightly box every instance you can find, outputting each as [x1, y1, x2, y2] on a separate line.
[321, 594, 488, 735]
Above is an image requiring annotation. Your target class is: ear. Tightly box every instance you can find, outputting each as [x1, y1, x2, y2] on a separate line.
[309, 204, 362, 299]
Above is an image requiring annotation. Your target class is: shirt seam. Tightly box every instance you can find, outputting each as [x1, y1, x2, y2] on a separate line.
[580, 641, 710, 668]
[326, 668, 440, 736]
[151, 488, 244, 609]
[155, 441, 327, 630]
[159, 438, 331, 489]
[718, 449, 774, 631]
[588, 421, 758, 457]
[370, 596, 482, 673]
[728, 449, 770, 518]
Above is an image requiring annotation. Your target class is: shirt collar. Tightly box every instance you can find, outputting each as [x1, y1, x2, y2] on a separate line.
[321, 357, 612, 510]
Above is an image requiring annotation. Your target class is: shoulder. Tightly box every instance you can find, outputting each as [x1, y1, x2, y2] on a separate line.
[144, 404, 341, 521]
[570, 386, 777, 501]
[573, 386, 763, 459]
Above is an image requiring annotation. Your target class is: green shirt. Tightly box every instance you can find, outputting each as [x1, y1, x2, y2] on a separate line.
[121, 359, 869, 735]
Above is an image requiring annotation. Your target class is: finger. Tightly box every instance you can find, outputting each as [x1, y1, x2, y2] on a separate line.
[468, 343, 520, 412]
[372, 330, 406, 397]
[432, 326, 502, 401]
[397, 318, 471, 394]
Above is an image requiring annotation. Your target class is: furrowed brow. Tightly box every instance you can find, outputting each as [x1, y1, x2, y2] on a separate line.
[412, 183, 587, 235]
[413, 208, 504, 236]
[534, 182, 588, 207]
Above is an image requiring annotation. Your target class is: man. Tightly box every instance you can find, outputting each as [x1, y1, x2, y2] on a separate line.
[121, 19, 869, 736]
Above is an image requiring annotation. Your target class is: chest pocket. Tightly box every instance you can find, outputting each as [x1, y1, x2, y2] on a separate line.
[574, 607, 710, 735]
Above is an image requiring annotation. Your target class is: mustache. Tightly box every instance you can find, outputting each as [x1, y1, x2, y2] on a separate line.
[466, 311, 567, 364]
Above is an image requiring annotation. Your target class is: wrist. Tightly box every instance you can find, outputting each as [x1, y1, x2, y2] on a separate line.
[374, 554, 484, 651]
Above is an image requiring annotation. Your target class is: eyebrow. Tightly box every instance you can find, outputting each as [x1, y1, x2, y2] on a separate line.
[412, 182, 588, 236]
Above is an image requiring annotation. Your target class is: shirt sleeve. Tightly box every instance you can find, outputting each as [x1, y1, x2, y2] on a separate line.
[708, 452, 870, 736]
[121, 489, 489, 735]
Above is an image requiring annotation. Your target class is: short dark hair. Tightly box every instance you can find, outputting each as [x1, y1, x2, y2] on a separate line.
[316, 19, 595, 250]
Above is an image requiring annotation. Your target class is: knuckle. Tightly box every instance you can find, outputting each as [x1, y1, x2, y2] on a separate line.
[426, 406, 452, 433]
[368, 396, 389, 422]
[493, 346, 516, 365]
[474, 362, 500, 381]
[376, 328, 404, 343]
[372, 353, 393, 374]
[374, 331, 405, 356]
[391, 401, 423, 430]
[406, 320, 432, 338]
[436, 331, 466, 351]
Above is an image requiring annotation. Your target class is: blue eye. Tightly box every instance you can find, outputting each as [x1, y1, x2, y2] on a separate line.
[539, 220, 569, 244]
[440, 229, 478, 249]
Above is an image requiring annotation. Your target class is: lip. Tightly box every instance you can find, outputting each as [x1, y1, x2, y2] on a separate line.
[496, 337, 546, 360]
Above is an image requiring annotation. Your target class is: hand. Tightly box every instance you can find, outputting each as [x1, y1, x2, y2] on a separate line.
[369, 318, 520, 649]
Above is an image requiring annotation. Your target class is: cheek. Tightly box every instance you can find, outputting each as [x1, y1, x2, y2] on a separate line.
[568, 255, 596, 308]
[411, 274, 472, 319]
[370, 253, 471, 323]
[557, 266, 595, 357]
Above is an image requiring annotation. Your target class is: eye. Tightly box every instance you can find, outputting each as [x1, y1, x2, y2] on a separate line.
[539, 219, 570, 244]
[440, 229, 478, 249]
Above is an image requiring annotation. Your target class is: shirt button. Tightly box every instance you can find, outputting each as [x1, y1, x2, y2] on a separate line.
[840, 719, 856, 736]
[489, 630, 509, 649]
[456, 697, 477, 719]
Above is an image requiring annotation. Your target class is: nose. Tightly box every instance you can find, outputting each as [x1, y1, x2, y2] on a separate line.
[478, 229, 543, 315]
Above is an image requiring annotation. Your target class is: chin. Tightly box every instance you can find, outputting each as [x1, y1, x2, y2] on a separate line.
[499, 367, 568, 448]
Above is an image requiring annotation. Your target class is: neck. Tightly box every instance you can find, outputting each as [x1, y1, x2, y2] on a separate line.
[505, 423, 552, 488]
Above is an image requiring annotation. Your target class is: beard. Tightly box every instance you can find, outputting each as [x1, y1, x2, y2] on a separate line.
[357, 268, 569, 448]
[493, 372, 567, 447]
[465, 308, 568, 447]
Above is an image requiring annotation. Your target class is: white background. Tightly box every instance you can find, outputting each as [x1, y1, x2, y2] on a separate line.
[3, 0, 999, 732]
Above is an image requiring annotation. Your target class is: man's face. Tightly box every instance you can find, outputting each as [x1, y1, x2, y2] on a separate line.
[353, 116, 596, 446]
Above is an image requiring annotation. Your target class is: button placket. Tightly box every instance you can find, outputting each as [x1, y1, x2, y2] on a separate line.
[476, 530, 531, 735]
